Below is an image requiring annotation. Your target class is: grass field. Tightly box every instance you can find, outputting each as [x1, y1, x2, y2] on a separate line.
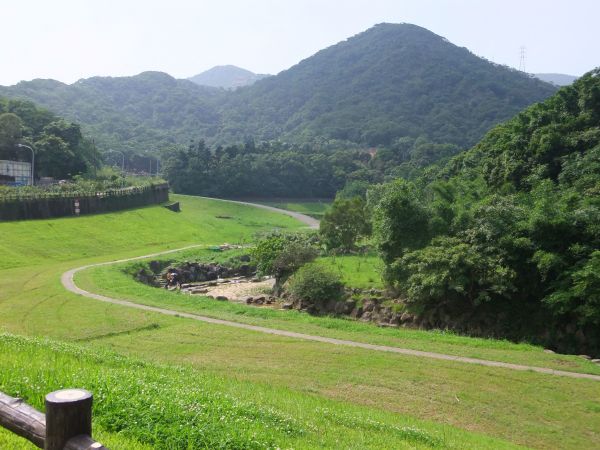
[77, 251, 600, 375]
[0, 333, 518, 449]
[256, 200, 332, 219]
[318, 254, 385, 289]
[1, 195, 599, 449]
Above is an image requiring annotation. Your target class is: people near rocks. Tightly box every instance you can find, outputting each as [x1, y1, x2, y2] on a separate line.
[165, 269, 181, 289]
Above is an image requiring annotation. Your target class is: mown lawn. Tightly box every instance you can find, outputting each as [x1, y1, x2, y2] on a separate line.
[77, 251, 600, 376]
[256, 199, 332, 219]
[1, 194, 599, 449]
[0, 333, 517, 449]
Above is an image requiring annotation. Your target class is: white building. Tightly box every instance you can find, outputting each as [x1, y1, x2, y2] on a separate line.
[0, 160, 32, 186]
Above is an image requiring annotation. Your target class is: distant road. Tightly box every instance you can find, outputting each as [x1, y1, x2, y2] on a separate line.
[60, 199, 600, 382]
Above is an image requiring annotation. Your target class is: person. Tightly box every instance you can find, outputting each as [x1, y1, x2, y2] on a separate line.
[165, 270, 181, 290]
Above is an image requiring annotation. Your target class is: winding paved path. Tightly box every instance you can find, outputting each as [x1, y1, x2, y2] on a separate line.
[61, 199, 600, 382]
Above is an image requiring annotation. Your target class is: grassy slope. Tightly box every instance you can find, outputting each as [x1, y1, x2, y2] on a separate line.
[0, 333, 515, 450]
[0, 194, 599, 449]
[256, 200, 332, 219]
[78, 251, 600, 375]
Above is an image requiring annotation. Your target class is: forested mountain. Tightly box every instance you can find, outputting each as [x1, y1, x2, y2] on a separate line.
[534, 73, 578, 86]
[216, 23, 556, 147]
[188, 65, 270, 89]
[0, 72, 223, 152]
[369, 69, 600, 354]
[0, 23, 557, 155]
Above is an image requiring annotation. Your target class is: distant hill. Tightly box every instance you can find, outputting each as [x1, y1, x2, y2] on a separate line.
[0, 23, 558, 153]
[188, 65, 270, 89]
[534, 73, 578, 86]
[216, 23, 557, 147]
[0, 72, 223, 151]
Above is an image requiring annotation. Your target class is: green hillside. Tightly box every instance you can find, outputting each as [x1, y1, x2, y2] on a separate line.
[1, 196, 600, 449]
[217, 23, 556, 147]
[369, 69, 600, 355]
[0, 72, 223, 152]
[0, 24, 556, 155]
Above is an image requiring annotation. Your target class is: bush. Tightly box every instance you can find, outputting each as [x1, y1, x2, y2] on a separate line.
[288, 263, 344, 306]
[319, 196, 371, 251]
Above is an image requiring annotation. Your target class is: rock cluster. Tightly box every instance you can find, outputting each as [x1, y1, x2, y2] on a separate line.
[243, 295, 277, 305]
[161, 261, 254, 284]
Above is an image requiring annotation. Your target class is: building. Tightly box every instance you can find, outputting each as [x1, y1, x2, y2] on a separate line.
[0, 160, 32, 186]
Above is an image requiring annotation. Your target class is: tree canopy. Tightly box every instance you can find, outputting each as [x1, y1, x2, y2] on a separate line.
[369, 69, 600, 355]
[0, 97, 97, 180]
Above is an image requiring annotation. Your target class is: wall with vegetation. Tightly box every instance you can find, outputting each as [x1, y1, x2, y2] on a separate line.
[0, 183, 169, 221]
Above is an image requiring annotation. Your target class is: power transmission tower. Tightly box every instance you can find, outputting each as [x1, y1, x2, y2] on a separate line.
[519, 46, 526, 72]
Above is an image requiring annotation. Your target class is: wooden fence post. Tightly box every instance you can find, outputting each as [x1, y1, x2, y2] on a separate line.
[45, 389, 95, 450]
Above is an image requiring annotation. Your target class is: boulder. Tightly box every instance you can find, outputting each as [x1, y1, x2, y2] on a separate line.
[362, 299, 376, 312]
[149, 260, 162, 273]
[216, 295, 228, 301]
[350, 307, 363, 318]
[400, 312, 414, 323]
[282, 301, 294, 310]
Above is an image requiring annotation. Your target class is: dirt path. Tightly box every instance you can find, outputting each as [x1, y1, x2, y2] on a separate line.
[60, 201, 600, 382]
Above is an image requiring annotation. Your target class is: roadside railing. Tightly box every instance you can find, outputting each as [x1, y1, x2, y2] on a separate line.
[0, 388, 108, 450]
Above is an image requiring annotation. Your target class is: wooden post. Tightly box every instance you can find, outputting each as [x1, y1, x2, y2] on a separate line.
[44, 389, 93, 450]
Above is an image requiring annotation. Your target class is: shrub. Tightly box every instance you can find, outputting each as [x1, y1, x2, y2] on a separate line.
[252, 232, 319, 295]
[288, 263, 344, 306]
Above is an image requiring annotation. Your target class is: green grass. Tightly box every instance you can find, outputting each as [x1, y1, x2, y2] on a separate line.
[257, 200, 332, 219]
[0, 194, 302, 271]
[0, 333, 519, 449]
[1, 194, 600, 449]
[318, 254, 385, 289]
[75, 250, 600, 376]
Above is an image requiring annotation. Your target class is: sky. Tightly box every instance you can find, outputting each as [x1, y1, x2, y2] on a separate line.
[2, 0, 598, 86]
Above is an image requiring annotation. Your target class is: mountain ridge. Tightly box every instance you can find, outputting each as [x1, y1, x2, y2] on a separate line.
[188, 65, 270, 89]
[0, 23, 558, 153]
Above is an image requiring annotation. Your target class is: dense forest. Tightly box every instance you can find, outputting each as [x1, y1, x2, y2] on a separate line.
[367, 69, 600, 354]
[0, 97, 97, 180]
[0, 23, 556, 157]
[161, 134, 458, 198]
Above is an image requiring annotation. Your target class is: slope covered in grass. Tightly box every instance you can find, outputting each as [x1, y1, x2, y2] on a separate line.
[0, 194, 301, 270]
[3, 333, 504, 449]
[1, 195, 599, 449]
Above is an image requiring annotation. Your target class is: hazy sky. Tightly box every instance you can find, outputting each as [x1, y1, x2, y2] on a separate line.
[2, 0, 598, 85]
